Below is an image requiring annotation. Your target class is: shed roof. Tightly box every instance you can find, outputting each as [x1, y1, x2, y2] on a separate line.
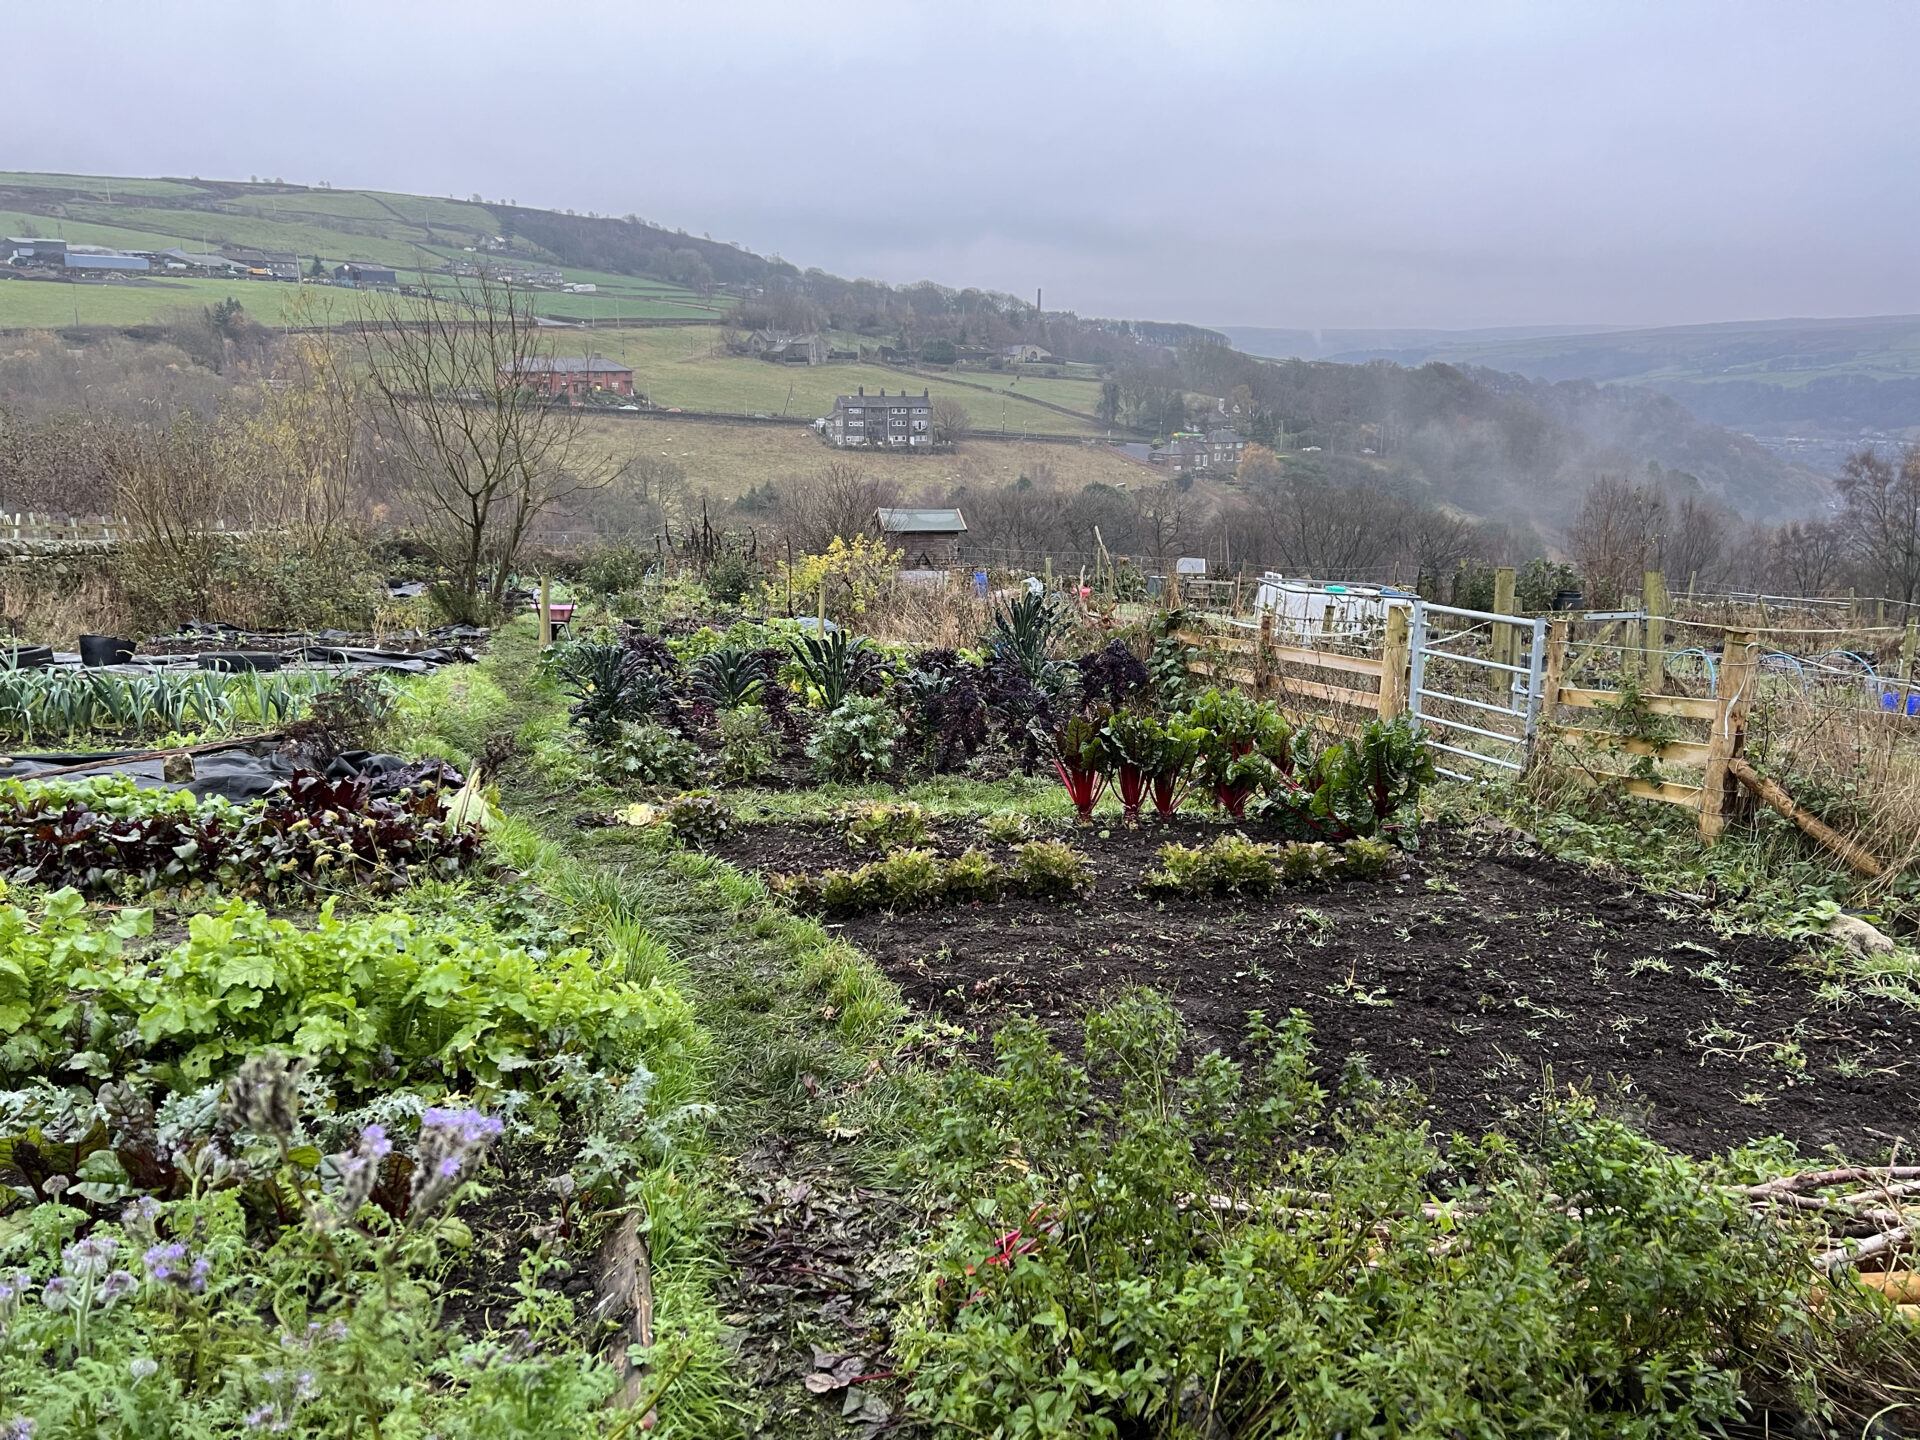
[876, 507, 968, 534]
[503, 356, 632, 374]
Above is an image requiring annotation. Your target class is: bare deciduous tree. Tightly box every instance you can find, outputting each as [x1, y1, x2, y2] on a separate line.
[359, 273, 625, 606]
[1769, 518, 1848, 597]
[775, 460, 897, 554]
[1566, 474, 1667, 606]
[930, 397, 971, 445]
[1836, 446, 1920, 605]
[1664, 495, 1732, 593]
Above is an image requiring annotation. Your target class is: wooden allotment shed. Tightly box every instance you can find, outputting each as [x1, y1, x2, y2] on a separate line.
[876, 507, 968, 569]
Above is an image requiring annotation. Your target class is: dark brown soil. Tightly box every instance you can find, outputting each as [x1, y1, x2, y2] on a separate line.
[709, 817, 1920, 1159]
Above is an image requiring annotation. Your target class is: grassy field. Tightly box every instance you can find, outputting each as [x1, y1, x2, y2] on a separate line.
[572, 411, 1153, 501]
[0, 171, 714, 327]
[574, 327, 1102, 432]
[904, 365, 1113, 415]
[0, 268, 715, 330]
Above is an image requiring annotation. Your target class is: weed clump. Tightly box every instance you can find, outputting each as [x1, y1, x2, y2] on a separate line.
[900, 991, 1868, 1440]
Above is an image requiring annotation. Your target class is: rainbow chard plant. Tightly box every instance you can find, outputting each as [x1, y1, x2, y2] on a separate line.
[1148, 720, 1204, 819]
[1186, 688, 1291, 819]
[1098, 706, 1167, 821]
[1052, 713, 1108, 822]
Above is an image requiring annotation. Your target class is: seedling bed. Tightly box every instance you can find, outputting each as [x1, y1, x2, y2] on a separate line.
[720, 819, 1920, 1156]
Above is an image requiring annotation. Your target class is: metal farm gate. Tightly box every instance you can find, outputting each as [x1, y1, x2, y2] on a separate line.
[1407, 601, 1547, 782]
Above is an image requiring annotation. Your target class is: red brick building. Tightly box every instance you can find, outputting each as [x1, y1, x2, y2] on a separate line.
[501, 355, 636, 398]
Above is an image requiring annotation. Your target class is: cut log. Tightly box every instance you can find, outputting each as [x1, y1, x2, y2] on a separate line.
[592, 1210, 657, 1419]
[1728, 757, 1885, 877]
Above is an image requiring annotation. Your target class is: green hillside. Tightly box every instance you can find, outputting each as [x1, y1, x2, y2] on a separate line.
[0, 172, 720, 327]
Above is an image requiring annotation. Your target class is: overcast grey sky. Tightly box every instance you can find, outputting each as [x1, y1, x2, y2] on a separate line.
[10, 1, 1918, 330]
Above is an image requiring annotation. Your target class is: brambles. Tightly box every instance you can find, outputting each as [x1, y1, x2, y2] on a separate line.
[661, 791, 734, 843]
[837, 800, 930, 853]
[899, 994, 1867, 1440]
[808, 694, 903, 781]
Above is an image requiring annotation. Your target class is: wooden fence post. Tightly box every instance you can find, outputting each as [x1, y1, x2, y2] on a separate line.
[1902, 618, 1918, 715]
[1378, 603, 1410, 718]
[538, 576, 552, 647]
[1492, 566, 1516, 668]
[1255, 609, 1276, 701]
[1643, 569, 1668, 695]
[1699, 628, 1758, 843]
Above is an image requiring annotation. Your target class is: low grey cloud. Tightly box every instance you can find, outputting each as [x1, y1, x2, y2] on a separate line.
[8, 0, 1917, 329]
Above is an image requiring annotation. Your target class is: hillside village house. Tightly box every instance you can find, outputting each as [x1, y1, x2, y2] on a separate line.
[822, 387, 932, 447]
[1151, 425, 1246, 475]
[747, 329, 827, 365]
[877, 507, 969, 568]
[501, 355, 636, 398]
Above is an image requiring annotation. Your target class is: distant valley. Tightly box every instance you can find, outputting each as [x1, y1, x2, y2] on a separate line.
[1224, 315, 1920, 475]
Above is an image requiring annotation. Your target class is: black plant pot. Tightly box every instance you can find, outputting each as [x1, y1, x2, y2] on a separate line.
[0, 645, 53, 671]
[79, 634, 137, 667]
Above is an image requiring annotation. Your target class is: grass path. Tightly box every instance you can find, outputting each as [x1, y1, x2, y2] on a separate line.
[407, 627, 929, 1438]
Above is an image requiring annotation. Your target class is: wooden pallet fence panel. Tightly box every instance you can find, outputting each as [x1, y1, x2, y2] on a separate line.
[1275, 675, 1382, 711]
[1546, 725, 1714, 767]
[1562, 769, 1705, 809]
[1625, 776, 1704, 807]
[1558, 687, 1720, 721]
[1187, 659, 1260, 687]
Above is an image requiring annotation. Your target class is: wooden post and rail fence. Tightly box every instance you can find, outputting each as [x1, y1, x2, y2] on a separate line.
[1176, 596, 1885, 875]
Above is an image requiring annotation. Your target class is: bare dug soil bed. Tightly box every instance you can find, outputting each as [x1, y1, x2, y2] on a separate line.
[711, 818, 1920, 1158]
